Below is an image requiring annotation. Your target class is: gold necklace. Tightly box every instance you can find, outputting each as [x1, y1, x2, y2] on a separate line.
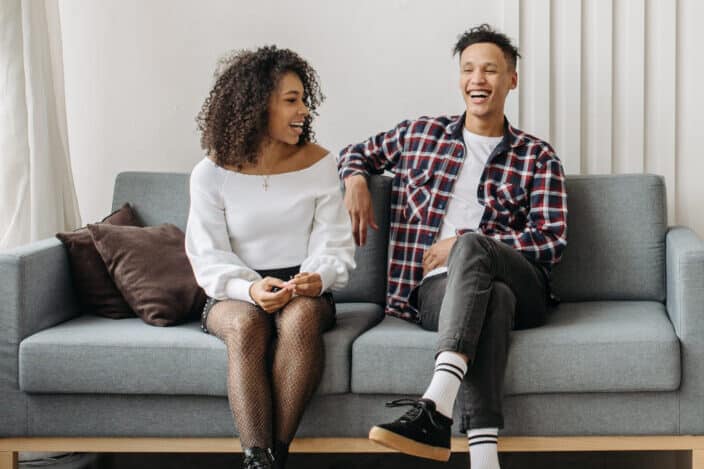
[257, 151, 282, 191]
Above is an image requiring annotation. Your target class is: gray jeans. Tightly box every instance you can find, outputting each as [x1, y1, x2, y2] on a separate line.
[412, 232, 548, 431]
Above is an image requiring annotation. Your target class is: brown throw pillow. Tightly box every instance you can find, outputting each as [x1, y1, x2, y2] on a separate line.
[87, 223, 206, 326]
[56, 204, 141, 319]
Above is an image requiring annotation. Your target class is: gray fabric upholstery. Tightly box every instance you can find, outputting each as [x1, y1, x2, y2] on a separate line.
[499, 392, 679, 436]
[0, 238, 79, 342]
[551, 174, 667, 302]
[27, 394, 235, 437]
[0, 392, 29, 437]
[351, 301, 679, 395]
[112, 172, 190, 230]
[19, 303, 383, 396]
[112, 171, 390, 305]
[2, 172, 703, 440]
[333, 176, 390, 304]
[666, 226, 704, 434]
[25, 391, 678, 437]
[0, 238, 80, 436]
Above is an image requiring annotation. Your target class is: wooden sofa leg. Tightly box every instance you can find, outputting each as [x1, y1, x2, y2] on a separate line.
[0, 452, 18, 469]
[693, 450, 704, 469]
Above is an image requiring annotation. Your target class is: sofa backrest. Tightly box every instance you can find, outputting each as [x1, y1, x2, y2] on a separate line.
[114, 171, 666, 305]
[551, 174, 666, 302]
[113, 171, 391, 305]
[113, 172, 190, 229]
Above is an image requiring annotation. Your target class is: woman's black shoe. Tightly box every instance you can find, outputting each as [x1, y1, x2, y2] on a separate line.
[242, 447, 275, 469]
[273, 440, 290, 469]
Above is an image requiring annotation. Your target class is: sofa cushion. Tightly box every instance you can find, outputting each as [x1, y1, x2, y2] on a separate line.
[351, 301, 680, 395]
[333, 176, 391, 304]
[88, 223, 206, 326]
[55, 203, 141, 319]
[19, 303, 383, 396]
[551, 174, 667, 302]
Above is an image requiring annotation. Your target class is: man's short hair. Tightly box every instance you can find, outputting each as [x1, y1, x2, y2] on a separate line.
[453, 24, 521, 70]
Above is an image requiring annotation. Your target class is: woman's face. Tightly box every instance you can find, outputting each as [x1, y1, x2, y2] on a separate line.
[266, 71, 310, 146]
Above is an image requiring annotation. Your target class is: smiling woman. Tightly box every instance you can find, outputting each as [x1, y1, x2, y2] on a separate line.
[185, 46, 355, 469]
[196, 46, 324, 172]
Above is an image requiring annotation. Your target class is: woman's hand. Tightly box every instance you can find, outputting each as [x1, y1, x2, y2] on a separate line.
[249, 277, 294, 313]
[286, 272, 323, 297]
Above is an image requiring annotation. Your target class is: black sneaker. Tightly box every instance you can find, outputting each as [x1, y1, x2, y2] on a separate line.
[242, 447, 275, 469]
[368, 398, 452, 461]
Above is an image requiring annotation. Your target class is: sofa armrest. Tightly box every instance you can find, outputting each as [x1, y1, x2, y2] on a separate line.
[666, 227, 704, 340]
[0, 238, 79, 435]
[666, 226, 704, 434]
[0, 237, 79, 346]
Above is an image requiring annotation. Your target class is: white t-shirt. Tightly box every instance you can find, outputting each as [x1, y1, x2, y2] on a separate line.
[185, 154, 356, 303]
[424, 128, 503, 279]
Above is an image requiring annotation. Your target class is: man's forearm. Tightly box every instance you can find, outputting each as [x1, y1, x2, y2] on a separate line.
[338, 143, 373, 180]
[337, 120, 410, 179]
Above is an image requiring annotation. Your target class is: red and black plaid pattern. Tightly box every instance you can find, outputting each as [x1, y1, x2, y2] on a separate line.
[338, 114, 567, 320]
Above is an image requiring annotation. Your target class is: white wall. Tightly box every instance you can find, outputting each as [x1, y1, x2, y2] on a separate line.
[59, 0, 704, 236]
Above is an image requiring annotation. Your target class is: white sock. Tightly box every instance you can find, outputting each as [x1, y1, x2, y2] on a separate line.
[467, 428, 500, 469]
[421, 351, 468, 418]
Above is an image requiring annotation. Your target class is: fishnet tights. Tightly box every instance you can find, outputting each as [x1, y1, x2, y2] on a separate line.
[206, 296, 334, 449]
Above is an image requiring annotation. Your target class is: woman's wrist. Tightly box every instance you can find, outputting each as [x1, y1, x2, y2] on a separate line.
[225, 278, 258, 305]
[248, 281, 257, 305]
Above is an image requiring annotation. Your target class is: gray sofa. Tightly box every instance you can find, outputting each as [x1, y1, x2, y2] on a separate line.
[2, 172, 704, 467]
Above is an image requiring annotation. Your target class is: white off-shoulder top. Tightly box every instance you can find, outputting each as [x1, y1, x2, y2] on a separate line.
[185, 154, 356, 303]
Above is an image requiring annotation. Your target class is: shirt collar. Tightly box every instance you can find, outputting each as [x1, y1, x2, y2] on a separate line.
[447, 113, 527, 151]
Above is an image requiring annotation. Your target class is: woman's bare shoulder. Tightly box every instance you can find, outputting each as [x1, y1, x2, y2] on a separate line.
[303, 143, 330, 164]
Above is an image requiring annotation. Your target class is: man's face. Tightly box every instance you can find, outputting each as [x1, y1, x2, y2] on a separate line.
[459, 42, 517, 121]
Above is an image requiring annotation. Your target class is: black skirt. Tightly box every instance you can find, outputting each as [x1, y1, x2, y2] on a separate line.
[200, 265, 336, 334]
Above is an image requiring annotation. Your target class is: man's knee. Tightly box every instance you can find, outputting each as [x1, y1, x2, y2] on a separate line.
[489, 282, 516, 312]
[450, 232, 495, 264]
[487, 282, 516, 324]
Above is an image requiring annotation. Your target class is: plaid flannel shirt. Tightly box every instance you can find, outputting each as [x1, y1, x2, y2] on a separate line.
[338, 113, 568, 321]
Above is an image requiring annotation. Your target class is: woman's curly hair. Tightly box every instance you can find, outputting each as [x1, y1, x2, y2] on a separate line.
[196, 46, 324, 169]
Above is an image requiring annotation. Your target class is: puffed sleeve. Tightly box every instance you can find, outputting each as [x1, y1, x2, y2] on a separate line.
[300, 155, 356, 293]
[185, 159, 260, 303]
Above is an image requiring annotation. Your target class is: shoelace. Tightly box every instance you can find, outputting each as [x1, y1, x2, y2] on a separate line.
[385, 398, 444, 429]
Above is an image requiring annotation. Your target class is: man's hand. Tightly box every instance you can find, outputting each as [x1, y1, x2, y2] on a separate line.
[422, 236, 457, 275]
[344, 175, 379, 246]
[249, 277, 294, 313]
[286, 272, 323, 297]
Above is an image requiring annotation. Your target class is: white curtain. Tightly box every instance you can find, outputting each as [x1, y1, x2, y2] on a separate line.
[0, 0, 81, 250]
